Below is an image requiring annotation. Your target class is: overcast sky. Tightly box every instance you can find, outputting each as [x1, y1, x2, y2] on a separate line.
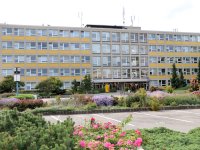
[0, 0, 200, 32]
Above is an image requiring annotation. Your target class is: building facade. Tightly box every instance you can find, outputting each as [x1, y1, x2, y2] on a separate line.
[0, 24, 199, 90]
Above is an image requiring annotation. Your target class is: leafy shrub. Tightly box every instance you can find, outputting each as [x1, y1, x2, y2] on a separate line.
[92, 95, 114, 106]
[10, 99, 44, 111]
[0, 109, 74, 149]
[150, 86, 157, 92]
[73, 94, 93, 105]
[148, 97, 161, 111]
[166, 85, 174, 93]
[125, 95, 140, 107]
[55, 95, 61, 104]
[84, 102, 97, 110]
[0, 93, 15, 98]
[117, 97, 127, 107]
[192, 91, 200, 97]
[135, 88, 147, 107]
[11, 94, 35, 100]
[189, 78, 199, 92]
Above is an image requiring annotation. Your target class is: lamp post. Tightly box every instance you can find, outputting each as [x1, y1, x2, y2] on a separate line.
[14, 67, 20, 96]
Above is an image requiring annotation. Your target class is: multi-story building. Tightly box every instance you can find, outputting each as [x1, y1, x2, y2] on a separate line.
[0, 24, 199, 90]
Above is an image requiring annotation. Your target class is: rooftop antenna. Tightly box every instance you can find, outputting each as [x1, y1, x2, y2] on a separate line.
[131, 16, 135, 26]
[123, 7, 125, 25]
[78, 12, 83, 27]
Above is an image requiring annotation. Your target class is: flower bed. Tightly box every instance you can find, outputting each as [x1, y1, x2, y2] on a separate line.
[74, 116, 143, 150]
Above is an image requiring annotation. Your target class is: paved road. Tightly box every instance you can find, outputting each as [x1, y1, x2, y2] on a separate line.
[44, 109, 200, 133]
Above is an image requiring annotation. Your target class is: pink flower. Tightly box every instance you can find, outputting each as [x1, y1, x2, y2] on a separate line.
[134, 138, 143, 147]
[104, 142, 114, 149]
[119, 131, 126, 137]
[126, 140, 132, 145]
[96, 135, 101, 139]
[109, 134, 114, 138]
[135, 129, 141, 135]
[78, 131, 83, 136]
[117, 139, 124, 146]
[93, 124, 99, 129]
[79, 140, 86, 148]
[91, 117, 95, 122]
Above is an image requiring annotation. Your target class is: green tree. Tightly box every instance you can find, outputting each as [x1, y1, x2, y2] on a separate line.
[80, 75, 92, 93]
[170, 63, 180, 89]
[35, 77, 63, 96]
[71, 79, 79, 94]
[179, 70, 186, 87]
[0, 76, 25, 93]
[197, 60, 200, 84]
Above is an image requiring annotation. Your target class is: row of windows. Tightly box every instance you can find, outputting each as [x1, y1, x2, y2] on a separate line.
[150, 68, 198, 75]
[148, 34, 200, 42]
[93, 68, 148, 79]
[92, 44, 148, 54]
[149, 45, 200, 53]
[2, 68, 90, 77]
[1, 55, 90, 63]
[2, 28, 90, 38]
[2, 41, 90, 50]
[92, 56, 148, 67]
[149, 57, 199, 64]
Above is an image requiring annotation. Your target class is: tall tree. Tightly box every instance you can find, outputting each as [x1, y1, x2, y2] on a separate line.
[179, 70, 186, 87]
[170, 63, 179, 89]
[0, 76, 25, 93]
[80, 75, 92, 93]
[71, 79, 79, 94]
[197, 60, 200, 84]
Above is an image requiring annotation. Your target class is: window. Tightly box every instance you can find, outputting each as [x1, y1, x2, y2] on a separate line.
[59, 30, 68, 37]
[82, 68, 90, 76]
[192, 68, 198, 75]
[182, 46, 190, 52]
[92, 57, 101, 66]
[131, 45, 139, 54]
[191, 46, 198, 52]
[157, 34, 164, 40]
[175, 57, 182, 63]
[26, 42, 36, 49]
[102, 44, 110, 53]
[92, 44, 100, 53]
[158, 68, 166, 75]
[25, 82, 36, 90]
[102, 32, 110, 41]
[166, 46, 174, 52]
[2, 41, 12, 49]
[183, 68, 190, 75]
[49, 55, 59, 63]
[139, 33, 147, 42]
[150, 68, 157, 75]
[26, 29, 36, 36]
[38, 42, 47, 50]
[26, 69, 37, 76]
[70, 30, 79, 37]
[191, 57, 198, 63]
[112, 56, 121, 66]
[183, 57, 190, 63]
[167, 68, 172, 75]
[112, 44, 120, 54]
[121, 33, 129, 42]
[14, 28, 24, 36]
[112, 32, 120, 42]
[38, 55, 48, 63]
[141, 69, 148, 78]
[63, 82, 71, 89]
[149, 45, 156, 52]
[14, 42, 25, 49]
[159, 80, 166, 86]
[71, 43, 80, 50]
[190, 35, 197, 42]
[93, 68, 102, 79]
[60, 56, 70, 63]
[60, 69, 70, 76]
[140, 56, 148, 66]
[81, 31, 90, 38]
[82, 56, 90, 63]
[139, 45, 148, 54]
[2, 55, 13, 63]
[149, 57, 157, 63]
[102, 56, 111, 66]
[49, 69, 59, 76]
[166, 57, 174, 63]
[2, 69, 13, 76]
[148, 34, 156, 40]
[20, 69, 25, 76]
[158, 57, 165, 63]
[102, 69, 112, 79]
[131, 69, 140, 78]
[60, 43, 69, 50]
[165, 34, 173, 41]
[71, 56, 80, 63]
[27, 55, 36, 63]
[130, 33, 138, 42]
[177, 35, 182, 41]
[92, 32, 100, 41]
[175, 46, 182, 52]
[122, 56, 130, 66]
[2, 28, 12, 35]
[38, 69, 48, 76]
[71, 69, 80, 76]
[113, 69, 121, 78]
[183, 35, 189, 41]
[131, 56, 139, 66]
[122, 68, 130, 78]
[150, 80, 158, 87]
[15, 55, 25, 63]
[49, 42, 58, 50]
[49, 30, 58, 37]
[81, 43, 90, 50]
[37, 29, 47, 36]
[121, 45, 129, 54]
[157, 45, 164, 52]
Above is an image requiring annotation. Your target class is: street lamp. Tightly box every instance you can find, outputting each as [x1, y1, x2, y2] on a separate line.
[14, 67, 20, 96]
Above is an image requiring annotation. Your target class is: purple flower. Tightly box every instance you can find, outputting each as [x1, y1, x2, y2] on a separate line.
[0, 98, 19, 106]
[92, 95, 114, 106]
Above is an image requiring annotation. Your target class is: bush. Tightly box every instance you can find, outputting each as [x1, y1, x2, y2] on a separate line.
[73, 94, 93, 105]
[10, 99, 44, 111]
[0, 93, 15, 98]
[84, 102, 97, 110]
[0, 109, 74, 149]
[10, 94, 35, 100]
[125, 95, 140, 107]
[55, 95, 61, 105]
[136, 88, 147, 107]
[148, 97, 161, 111]
[92, 95, 114, 106]
[150, 86, 157, 92]
[192, 91, 200, 97]
[117, 97, 127, 107]
[166, 86, 174, 93]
